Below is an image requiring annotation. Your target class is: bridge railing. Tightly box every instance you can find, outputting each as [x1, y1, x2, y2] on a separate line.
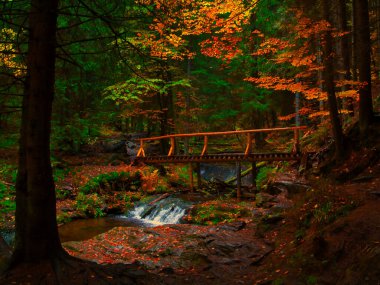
[136, 126, 307, 158]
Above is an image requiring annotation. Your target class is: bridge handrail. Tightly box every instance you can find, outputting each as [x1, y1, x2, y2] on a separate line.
[138, 126, 307, 141]
[136, 126, 307, 157]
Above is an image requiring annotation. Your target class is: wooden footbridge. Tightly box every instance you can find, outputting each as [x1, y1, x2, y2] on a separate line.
[134, 126, 307, 197]
[134, 126, 306, 163]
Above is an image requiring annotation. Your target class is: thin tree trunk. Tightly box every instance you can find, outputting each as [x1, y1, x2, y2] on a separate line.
[338, 0, 351, 81]
[337, 0, 354, 115]
[352, 0, 358, 81]
[354, 0, 374, 140]
[12, 0, 64, 263]
[249, 12, 265, 148]
[184, 58, 191, 155]
[322, 0, 345, 161]
[377, 0, 380, 71]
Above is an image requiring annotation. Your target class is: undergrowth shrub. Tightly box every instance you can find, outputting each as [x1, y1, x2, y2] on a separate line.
[76, 192, 105, 217]
[122, 192, 145, 211]
[0, 164, 17, 183]
[313, 201, 357, 225]
[0, 134, 18, 149]
[56, 188, 72, 200]
[141, 169, 173, 194]
[57, 212, 72, 224]
[0, 182, 15, 214]
[51, 114, 100, 153]
[167, 165, 190, 187]
[80, 171, 142, 194]
[301, 123, 330, 150]
[0, 164, 16, 216]
[256, 166, 276, 190]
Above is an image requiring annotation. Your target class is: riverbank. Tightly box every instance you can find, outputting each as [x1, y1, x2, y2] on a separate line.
[1, 123, 380, 284]
[2, 159, 378, 285]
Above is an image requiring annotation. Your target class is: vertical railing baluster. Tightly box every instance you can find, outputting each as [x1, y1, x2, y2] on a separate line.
[168, 137, 175, 156]
[137, 139, 145, 157]
[244, 133, 252, 157]
[201, 136, 208, 156]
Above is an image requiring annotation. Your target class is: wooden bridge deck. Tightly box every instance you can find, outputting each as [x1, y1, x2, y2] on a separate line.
[134, 126, 307, 164]
[135, 152, 302, 164]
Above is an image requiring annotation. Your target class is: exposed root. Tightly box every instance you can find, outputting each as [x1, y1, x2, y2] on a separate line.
[0, 251, 156, 285]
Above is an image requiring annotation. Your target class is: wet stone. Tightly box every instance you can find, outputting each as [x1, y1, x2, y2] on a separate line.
[271, 181, 311, 196]
[219, 221, 246, 231]
[219, 258, 242, 265]
[160, 267, 175, 274]
[261, 214, 284, 224]
[208, 240, 243, 256]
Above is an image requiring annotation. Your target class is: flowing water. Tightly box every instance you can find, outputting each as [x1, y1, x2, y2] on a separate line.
[1, 195, 196, 244]
[58, 216, 137, 242]
[124, 196, 192, 226]
[57, 195, 192, 242]
[1, 165, 242, 244]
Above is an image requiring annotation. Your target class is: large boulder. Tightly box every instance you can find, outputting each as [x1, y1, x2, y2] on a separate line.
[269, 181, 311, 197]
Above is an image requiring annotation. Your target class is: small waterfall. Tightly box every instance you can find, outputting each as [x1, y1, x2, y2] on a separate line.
[127, 196, 191, 226]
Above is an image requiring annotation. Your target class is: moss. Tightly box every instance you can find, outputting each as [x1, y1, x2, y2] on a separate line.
[187, 200, 251, 225]
[80, 171, 142, 194]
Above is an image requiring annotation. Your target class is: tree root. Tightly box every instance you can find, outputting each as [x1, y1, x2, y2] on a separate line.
[0, 250, 157, 285]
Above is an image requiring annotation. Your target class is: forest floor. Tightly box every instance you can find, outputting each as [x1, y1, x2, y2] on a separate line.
[1, 124, 380, 284]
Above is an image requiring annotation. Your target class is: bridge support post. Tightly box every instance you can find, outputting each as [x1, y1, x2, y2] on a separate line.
[251, 162, 257, 191]
[196, 163, 202, 189]
[293, 129, 300, 153]
[236, 162, 241, 199]
[189, 163, 194, 192]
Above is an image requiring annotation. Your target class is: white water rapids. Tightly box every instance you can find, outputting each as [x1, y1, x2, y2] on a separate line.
[126, 196, 191, 226]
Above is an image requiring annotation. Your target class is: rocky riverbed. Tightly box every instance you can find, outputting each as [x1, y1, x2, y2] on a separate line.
[63, 221, 273, 284]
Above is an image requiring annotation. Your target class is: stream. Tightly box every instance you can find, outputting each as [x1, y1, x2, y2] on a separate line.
[0, 195, 194, 245]
[2, 164, 249, 244]
[59, 195, 193, 242]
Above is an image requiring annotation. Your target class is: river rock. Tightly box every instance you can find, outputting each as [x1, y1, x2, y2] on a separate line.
[126, 141, 138, 156]
[267, 184, 288, 196]
[219, 258, 242, 265]
[160, 267, 175, 274]
[63, 222, 274, 275]
[207, 240, 243, 256]
[272, 193, 294, 210]
[252, 208, 271, 219]
[261, 214, 284, 224]
[270, 181, 311, 196]
[255, 192, 276, 207]
[219, 221, 246, 232]
[272, 199, 293, 210]
[180, 252, 212, 267]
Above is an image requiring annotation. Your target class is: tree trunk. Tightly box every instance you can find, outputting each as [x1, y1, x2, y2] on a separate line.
[249, 12, 265, 148]
[377, 0, 380, 72]
[321, 0, 345, 161]
[12, 0, 64, 263]
[337, 0, 354, 115]
[184, 58, 191, 154]
[354, 0, 374, 140]
[337, 0, 351, 81]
